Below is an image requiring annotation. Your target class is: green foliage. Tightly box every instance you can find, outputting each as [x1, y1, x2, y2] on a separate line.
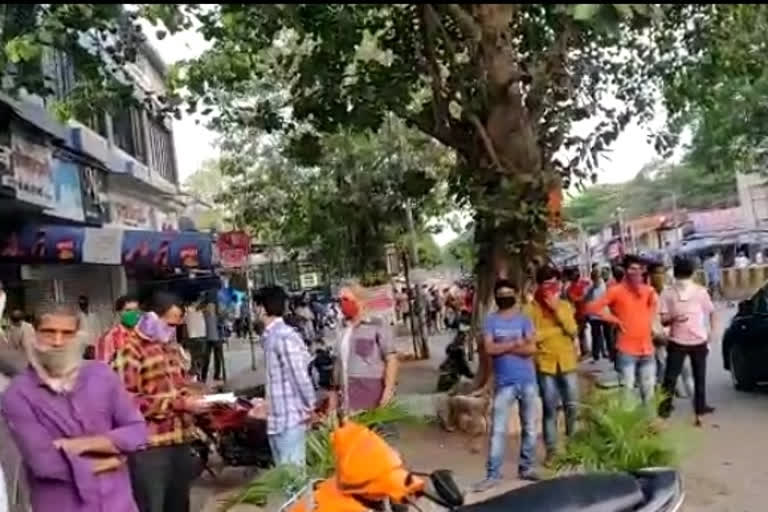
[226, 402, 421, 510]
[553, 390, 685, 473]
[442, 227, 476, 271]
[564, 160, 738, 232]
[214, 115, 451, 278]
[182, 159, 231, 231]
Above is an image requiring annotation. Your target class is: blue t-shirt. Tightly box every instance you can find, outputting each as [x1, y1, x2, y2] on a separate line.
[484, 312, 536, 388]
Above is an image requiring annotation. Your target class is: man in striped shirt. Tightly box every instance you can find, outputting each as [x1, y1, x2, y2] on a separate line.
[256, 286, 316, 468]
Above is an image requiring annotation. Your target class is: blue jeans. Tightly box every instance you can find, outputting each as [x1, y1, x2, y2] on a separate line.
[268, 424, 307, 468]
[617, 352, 656, 405]
[486, 382, 538, 479]
[538, 371, 579, 454]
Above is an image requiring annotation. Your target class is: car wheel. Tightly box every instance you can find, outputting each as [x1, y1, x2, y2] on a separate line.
[730, 346, 756, 391]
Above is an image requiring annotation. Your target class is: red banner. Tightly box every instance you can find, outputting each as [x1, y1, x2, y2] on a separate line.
[217, 230, 250, 268]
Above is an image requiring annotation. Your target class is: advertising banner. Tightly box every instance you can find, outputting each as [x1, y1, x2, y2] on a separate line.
[122, 229, 213, 269]
[48, 155, 85, 222]
[10, 132, 54, 208]
[0, 224, 83, 263]
[217, 230, 250, 268]
[364, 284, 396, 324]
[82, 227, 123, 265]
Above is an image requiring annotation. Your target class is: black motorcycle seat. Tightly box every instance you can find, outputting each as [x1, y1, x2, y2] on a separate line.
[460, 472, 645, 512]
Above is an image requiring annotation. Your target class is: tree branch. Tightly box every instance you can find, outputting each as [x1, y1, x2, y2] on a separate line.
[420, 5, 449, 135]
[443, 4, 481, 44]
[468, 113, 502, 170]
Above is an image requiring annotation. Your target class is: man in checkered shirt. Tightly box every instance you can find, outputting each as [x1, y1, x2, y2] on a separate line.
[257, 286, 317, 467]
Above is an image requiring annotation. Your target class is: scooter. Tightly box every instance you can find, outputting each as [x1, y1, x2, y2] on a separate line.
[281, 421, 684, 512]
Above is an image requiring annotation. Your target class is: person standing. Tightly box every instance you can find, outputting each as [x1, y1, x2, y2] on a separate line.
[524, 267, 579, 462]
[337, 285, 400, 412]
[256, 286, 316, 467]
[95, 294, 141, 364]
[658, 257, 717, 425]
[564, 268, 591, 359]
[703, 253, 722, 300]
[77, 295, 101, 360]
[585, 268, 609, 362]
[1, 304, 148, 512]
[585, 255, 658, 405]
[6, 310, 35, 352]
[473, 280, 539, 493]
[201, 295, 225, 383]
[113, 292, 209, 512]
[182, 296, 207, 381]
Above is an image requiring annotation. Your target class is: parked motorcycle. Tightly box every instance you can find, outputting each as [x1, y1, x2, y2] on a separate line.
[281, 421, 684, 512]
[436, 331, 474, 392]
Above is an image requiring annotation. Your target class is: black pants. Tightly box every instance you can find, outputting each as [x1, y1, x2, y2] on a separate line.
[659, 341, 708, 417]
[588, 319, 608, 361]
[129, 445, 197, 512]
[201, 340, 225, 382]
[577, 321, 589, 358]
[182, 338, 206, 381]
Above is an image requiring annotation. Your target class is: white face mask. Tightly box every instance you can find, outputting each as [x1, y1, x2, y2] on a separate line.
[30, 332, 85, 377]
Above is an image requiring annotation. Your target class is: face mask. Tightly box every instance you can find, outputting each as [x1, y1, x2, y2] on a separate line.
[340, 297, 360, 320]
[495, 296, 517, 310]
[136, 312, 177, 343]
[32, 334, 84, 377]
[120, 310, 141, 328]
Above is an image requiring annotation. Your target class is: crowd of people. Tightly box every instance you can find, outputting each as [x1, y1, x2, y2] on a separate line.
[0, 278, 403, 512]
[473, 253, 717, 492]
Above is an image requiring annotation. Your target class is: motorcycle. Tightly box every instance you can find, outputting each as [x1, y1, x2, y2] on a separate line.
[436, 331, 474, 392]
[281, 421, 684, 512]
[191, 385, 273, 474]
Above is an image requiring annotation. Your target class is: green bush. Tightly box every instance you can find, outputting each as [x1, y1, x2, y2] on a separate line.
[552, 389, 686, 473]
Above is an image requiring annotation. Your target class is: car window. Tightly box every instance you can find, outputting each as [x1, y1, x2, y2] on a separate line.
[754, 288, 768, 314]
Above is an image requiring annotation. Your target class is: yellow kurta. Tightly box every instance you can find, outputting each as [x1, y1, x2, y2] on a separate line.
[524, 300, 579, 375]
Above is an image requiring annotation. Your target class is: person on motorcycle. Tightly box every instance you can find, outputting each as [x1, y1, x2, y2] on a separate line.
[337, 284, 399, 412]
[473, 279, 540, 493]
[524, 266, 579, 464]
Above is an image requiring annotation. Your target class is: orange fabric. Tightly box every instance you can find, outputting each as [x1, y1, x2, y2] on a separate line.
[584, 282, 658, 356]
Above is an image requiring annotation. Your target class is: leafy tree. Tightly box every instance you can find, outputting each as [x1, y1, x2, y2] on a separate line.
[181, 159, 230, 231]
[0, 4, 197, 120]
[564, 160, 738, 232]
[175, 3, 688, 381]
[213, 116, 451, 279]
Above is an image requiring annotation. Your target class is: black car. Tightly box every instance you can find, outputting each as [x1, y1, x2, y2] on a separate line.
[722, 283, 768, 390]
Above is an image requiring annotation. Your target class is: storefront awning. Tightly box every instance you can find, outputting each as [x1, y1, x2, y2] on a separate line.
[0, 224, 214, 270]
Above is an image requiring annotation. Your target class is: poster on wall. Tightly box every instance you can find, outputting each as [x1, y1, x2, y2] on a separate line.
[364, 284, 396, 325]
[80, 165, 108, 225]
[122, 230, 213, 269]
[82, 227, 123, 265]
[108, 192, 153, 229]
[0, 224, 83, 263]
[47, 156, 85, 222]
[10, 132, 54, 208]
[217, 230, 250, 268]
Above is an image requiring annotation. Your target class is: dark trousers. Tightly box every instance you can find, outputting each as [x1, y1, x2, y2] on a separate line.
[182, 338, 206, 381]
[659, 341, 708, 417]
[201, 340, 225, 382]
[577, 321, 589, 358]
[129, 445, 197, 512]
[588, 319, 609, 361]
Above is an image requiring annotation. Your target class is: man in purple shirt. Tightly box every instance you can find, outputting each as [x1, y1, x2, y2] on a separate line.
[0, 304, 148, 512]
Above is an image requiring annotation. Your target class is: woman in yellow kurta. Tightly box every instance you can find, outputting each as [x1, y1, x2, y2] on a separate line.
[523, 266, 579, 460]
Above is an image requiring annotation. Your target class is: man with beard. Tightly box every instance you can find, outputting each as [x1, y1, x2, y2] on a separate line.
[113, 292, 209, 512]
[1, 305, 148, 512]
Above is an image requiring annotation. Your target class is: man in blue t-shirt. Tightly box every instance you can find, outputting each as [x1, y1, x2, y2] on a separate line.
[473, 279, 539, 493]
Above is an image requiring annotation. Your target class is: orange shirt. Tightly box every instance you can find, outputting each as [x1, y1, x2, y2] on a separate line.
[585, 282, 658, 356]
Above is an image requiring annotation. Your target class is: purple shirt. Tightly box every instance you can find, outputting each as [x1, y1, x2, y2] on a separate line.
[0, 361, 148, 512]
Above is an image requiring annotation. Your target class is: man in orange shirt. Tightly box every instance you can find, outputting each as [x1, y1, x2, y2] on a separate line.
[585, 255, 658, 405]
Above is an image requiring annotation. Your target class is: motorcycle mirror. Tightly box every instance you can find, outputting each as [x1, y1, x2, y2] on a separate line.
[430, 470, 464, 508]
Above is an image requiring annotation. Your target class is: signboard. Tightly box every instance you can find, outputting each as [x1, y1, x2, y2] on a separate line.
[108, 191, 153, 229]
[10, 132, 54, 208]
[82, 227, 123, 265]
[47, 156, 85, 222]
[0, 224, 83, 263]
[217, 230, 250, 268]
[364, 284, 396, 325]
[122, 229, 213, 269]
[299, 272, 319, 289]
[80, 165, 107, 225]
